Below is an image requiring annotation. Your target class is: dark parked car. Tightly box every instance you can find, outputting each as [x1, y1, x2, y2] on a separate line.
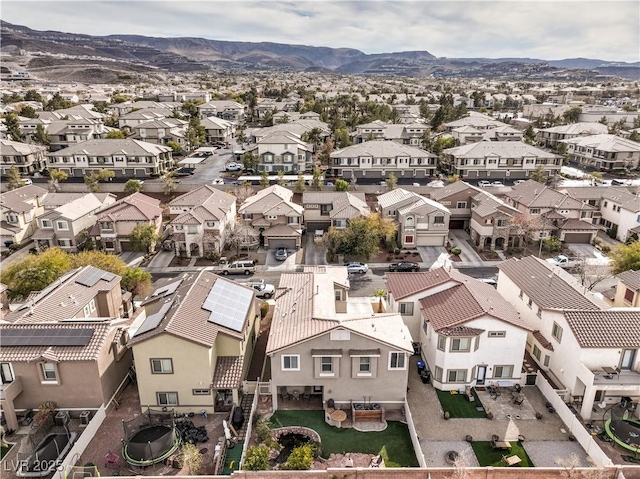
[388, 262, 420, 272]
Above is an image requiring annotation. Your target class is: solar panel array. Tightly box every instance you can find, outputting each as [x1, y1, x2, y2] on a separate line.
[202, 280, 253, 333]
[134, 301, 174, 337]
[1, 328, 95, 347]
[75, 267, 116, 287]
[151, 280, 182, 298]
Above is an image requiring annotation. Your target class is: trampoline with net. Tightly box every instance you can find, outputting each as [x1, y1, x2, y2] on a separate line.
[604, 402, 640, 453]
[122, 408, 181, 467]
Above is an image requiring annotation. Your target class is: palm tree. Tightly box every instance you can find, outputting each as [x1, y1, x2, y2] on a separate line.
[374, 289, 386, 313]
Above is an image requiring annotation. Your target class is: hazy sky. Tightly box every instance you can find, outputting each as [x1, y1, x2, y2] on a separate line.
[2, 1, 639, 62]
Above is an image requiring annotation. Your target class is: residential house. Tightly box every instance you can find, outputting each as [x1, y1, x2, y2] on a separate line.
[562, 134, 640, 171]
[238, 185, 304, 250]
[245, 133, 313, 174]
[118, 109, 168, 129]
[444, 112, 506, 132]
[248, 120, 331, 147]
[23, 117, 114, 152]
[482, 125, 524, 142]
[537, 122, 608, 148]
[330, 140, 438, 180]
[450, 126, 484, 146]
[130, 118, 188, 147]
[353, 121, 429, 147]
[267, 266, 413, 411]
[47, 139, 173, 178]
[0, 265, 132, 431]
[197, 101, 245, 123]
[386, 268, 531, 390]
[302, 191, 370, 231]
[378, 188, 450, 247]
[469, 190, 523, 251]
[0, 139, 48, 176]
[129, 271, 259, 413]
[597, 188, 640, 242]
[89, 193, 163, 253]
[440, 142, 562, 181]
[167, 186, 237, 258]
[38, 105, 105, 123]
[603, 270, 640, 308]
[0, 184, 48, 247]
[32, 193, 116, 252]
[201, 116, 235, 145]
[497, 256, 639, 420]
[504, 180, 598, 243]
[430, 181, 483, 230]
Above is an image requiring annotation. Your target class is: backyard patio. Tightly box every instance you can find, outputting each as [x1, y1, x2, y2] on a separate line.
[436, 388, 487, 418]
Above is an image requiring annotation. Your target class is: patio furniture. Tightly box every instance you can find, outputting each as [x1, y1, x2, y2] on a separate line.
[491, 439, 511, 450]
[330, 409, 347, 423]
[513, 395, 525, 407]
[503, 455, 522, 466]
[103, 451, 120, 469]
[602, 367, 619, 379]
[281, 388, 290, 401]
[291, 390, 300, 401]
[303, 386, 311, 401]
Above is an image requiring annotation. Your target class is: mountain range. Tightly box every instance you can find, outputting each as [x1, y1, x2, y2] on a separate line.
[1, 21, 639, 81]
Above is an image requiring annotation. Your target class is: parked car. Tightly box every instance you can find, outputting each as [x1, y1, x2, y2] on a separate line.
[345, 262, 368, 274]
[252, 283, 275, 299]
[388, 262, 420, 272]
[225, 162, 243, 172]
[546, 254, 580, 269]
[221, 260, 256, 276]
[490, 181, 505, 187]
[173, 168, 194, 177]
[275, 247, 288, 261]
[513, 180, 526, 185]
[21, 178, 33, 185]
[477, 180, 490, 188]
[211, 178, 225, 185]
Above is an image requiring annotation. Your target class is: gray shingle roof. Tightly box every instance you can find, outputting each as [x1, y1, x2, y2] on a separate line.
[387, 268, 453, 300]
[498, 256, 606, 311]
[331, 140, 435, 159]
[0, 185, 48, 213]
[563, 310, 640, 348]
[46, 139, 171, 157]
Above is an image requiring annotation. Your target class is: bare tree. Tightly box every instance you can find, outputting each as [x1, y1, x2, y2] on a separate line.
[233, 184, 255, 204]
[572, 257, 612, 291]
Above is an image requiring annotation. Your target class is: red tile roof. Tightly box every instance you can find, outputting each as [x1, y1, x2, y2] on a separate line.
[212, 356, 245, 388]
[387, 268, 453, 300]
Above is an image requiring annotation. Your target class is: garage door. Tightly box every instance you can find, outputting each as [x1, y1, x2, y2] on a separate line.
[417, 235, 446, 246]
[449, 220, 465, 229]
[119, 240, 133, 252]
[269, 238, 297, 249]
[563, 233, 592, 243]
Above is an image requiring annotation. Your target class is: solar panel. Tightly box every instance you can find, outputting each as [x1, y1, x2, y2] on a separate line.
[134, 301, 173, 337]
[202, 280, 253, 333]
[151, 280, 182, 298]
[75, 267, 115, 287]
[1, 328, 95, 347]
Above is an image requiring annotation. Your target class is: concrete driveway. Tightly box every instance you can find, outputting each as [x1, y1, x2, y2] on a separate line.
[417, 246, 449, 269]
[448, 230, 484, 266]
[566, 244, 611, 266]
[304, 232, 328, 265]
[265, 248, 298, 271]
[119, 251, 145, 267]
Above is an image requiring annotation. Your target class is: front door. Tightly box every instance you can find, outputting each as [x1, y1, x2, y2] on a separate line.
[476, 365, 487, 385]
[621, 349, 636, 370]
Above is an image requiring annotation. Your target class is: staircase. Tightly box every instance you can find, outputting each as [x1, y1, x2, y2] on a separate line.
[220, 393, 254, 475]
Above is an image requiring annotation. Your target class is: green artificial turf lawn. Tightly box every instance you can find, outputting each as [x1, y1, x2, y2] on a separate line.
[1, 443, 13, 459]
[435, 388, 487, 418]
[270, 410, 418, 467]
[471, 441, 534, 467]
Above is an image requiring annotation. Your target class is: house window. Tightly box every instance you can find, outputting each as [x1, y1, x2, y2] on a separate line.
[56, 220, 69, 230]
[1, 363, 14, 384]
[536, 307, 542, 318]
[333, 219, 346, 228]
[321, 357, 333, 373]
[434, 366, 443, 381]
[359, 357, 371, 373]
[530, 209, 540, 215]
[282, 355, 300, 371]
[187, 225, 198, 234]
[552, 322, 563, 343]
[192, 389, 211, 395]
[205, 221, 216, 228]
[447, 369, 466, 382]
[533, 345, 541, 360]
[519, 290, 523, 299]
[543, 355, 550, 367]
[404, 235, 414, 244]
[267, 215, 278, 220]
[389, 352, 406, 370]
[456, 201, 467, 208]
[41, 219, 53, 228]
[58, 239, 72, 248]
[83, 299, 96, 317]
[488, 331, 506, 338]
[624, 288, 635, 303]
[493, 365, 513, 378]
[496, 219, 506, 227]
[287, 216, 299, 224]
[157, 392, 178, 406]
[174, 225, 183, 230]
[150, 358, 174, 374]
[41, 363, 57, 382]
[527, 298, 533, 308]
[433, 215, 445, 224]
[399, 302, 414, 316]
[437, 335, 446, 351]
[334, 289, 343, 301]
[450, 338, 471, 352]
[7, 213, 19, 223]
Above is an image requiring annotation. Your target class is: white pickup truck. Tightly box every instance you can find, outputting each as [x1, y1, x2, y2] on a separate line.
[545, 254, 581, 269]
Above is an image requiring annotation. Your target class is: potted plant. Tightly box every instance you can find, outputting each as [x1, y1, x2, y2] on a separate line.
[444, 411, 450, 420]
[486, 411, 494, 420]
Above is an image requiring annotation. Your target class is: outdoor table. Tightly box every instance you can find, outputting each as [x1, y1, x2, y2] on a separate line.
[292, 390, 300, 400]
[504, 455, 522, 466]
[491, 440, 511, 450]
[602, 367, 619, 378]
[330, 409, 347, 422]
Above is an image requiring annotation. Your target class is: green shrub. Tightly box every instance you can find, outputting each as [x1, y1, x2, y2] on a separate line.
[260, 301, 270, 318]
[255, 417, 273, 443]
[451, 247, 462, 255]
[283, 443, 314, 470]
[243, 445, 270, 471]
[600, 244, 611, 253]
[541, 236, 562, 253]
[203, 251, 220, 262]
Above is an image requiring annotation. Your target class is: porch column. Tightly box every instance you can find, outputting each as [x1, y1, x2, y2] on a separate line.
[232, 388, 239, 407]
[580, 385, 597, 420]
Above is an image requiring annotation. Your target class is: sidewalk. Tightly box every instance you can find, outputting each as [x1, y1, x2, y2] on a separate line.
[0, 240, 34, 267]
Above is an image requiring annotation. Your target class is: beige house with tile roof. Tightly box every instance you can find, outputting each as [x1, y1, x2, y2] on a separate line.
[497, 256, 639, 419]
[0, 139, 48, 175]
[32, 192, 116, 252]
[239, 185, 304, 250]
[505, 180, 598, 243]
[245, 132, 314, 174]
[89, 193, 162, 253]
[302, 191, 370, 231]
[605, 270, 640, 308]
[537, 122, 608, 148]
[129, 271, 259, 414]
[0, 266, 132, 431]
[267, 266, 413, 411]
[430, 181, 483, 230]
[469, 190, 523, 251]
[0, 184, 48, 247]
[562, 134, 640, 171]
[386, 268, 531, 390]
[167, 186, 237, 258]
[378, 188, 450, 247]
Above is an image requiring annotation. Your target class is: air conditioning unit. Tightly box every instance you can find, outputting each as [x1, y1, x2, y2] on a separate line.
[55, 410, 70, 426]
[79, 410, 91, 426]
